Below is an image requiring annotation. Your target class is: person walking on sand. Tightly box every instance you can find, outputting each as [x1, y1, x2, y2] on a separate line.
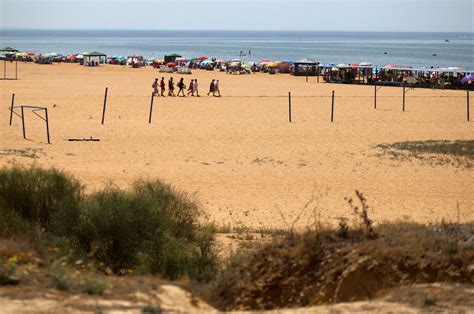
[194, 79, 200, 97]
[168, 77, 175, 96]
[152, 78, 159, 96]
[214, 79, 221, 97]
[207, 79, 215, 96]
[187, 79, 194, 96]
[177, 77, 186, 97]
[160, 77, 166, 96]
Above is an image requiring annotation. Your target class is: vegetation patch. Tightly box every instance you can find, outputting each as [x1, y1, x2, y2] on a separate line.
[0, 165, 217, 282]
[203, 192, 474, 311]
[376, 140, 474, 168]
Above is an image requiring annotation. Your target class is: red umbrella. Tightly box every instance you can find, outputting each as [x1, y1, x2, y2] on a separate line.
[197, 56, 208, 60]
[383, 64, 399, 69]
[166, 62, 177, 67]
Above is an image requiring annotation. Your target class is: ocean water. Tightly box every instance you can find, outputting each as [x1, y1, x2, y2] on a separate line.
[1, 30, 473, 69]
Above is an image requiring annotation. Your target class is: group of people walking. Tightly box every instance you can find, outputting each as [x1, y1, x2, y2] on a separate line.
[152, 77, 221, 97]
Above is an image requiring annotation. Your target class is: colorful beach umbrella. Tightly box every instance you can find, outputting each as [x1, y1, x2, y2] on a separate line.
[461, 75, 474, 84]
[200, 60, 214, 65]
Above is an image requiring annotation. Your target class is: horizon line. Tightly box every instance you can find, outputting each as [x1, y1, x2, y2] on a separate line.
[1, 28, 473, 34]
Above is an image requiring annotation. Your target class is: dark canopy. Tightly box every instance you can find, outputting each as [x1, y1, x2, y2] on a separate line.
[0, 47, 19, 53]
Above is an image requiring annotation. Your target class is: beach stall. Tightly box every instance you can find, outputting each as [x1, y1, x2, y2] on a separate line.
[293, 58, 318, 76]
[83, 51, 106, 66]
[127, 55, 145, 67]
[164, 53, 182, 64]
[0, 47, 20, 80]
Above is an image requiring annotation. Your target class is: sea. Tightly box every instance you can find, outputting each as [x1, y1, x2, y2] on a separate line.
[1, 30, 473, 69]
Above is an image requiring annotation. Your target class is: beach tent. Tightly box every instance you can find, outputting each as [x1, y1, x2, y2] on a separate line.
[0, 47, 19, 52]
[83, 51, 106, 66]
[293, 58, 318, 76]
[0, 47, 19, 57]
[164, 54, 182, 63]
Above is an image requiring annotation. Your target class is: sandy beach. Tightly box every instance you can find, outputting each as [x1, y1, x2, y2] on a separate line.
[1, 62, 473, 229]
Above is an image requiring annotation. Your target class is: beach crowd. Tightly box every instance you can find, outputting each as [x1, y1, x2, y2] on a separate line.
[152, 77, 221, 97]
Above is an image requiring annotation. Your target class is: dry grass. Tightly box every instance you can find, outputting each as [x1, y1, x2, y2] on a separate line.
[377, 140, 474, 168]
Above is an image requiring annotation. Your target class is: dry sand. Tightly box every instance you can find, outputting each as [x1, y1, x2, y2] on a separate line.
[0, 62, 473, 229]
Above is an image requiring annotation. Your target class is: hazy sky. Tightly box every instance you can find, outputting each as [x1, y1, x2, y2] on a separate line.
[0, 0, 473, 32]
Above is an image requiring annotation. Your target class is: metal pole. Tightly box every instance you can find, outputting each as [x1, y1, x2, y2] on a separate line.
[402, 83, 406, 112]
[149, 92, 155, 124]
[306, 67, 308, 83]
[374, 82, 377, 109]
[468, 90, 470, 122]
[331, 91, 335, 122]
[3, 60, 5, 79]
[9, 93, 15, 125]
[288, 92, 292, 122]
[21, 106, 26, 139]
[15, 60, 18, 80]
[101, 87, 108, 125]
[45, 108, 50, 144]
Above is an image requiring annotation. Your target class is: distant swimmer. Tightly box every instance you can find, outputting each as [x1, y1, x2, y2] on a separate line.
[432, 53, 437, 56]
[384, 52, 388, 55]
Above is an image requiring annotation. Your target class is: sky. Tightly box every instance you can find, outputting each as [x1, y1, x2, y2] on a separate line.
[0, 0, 473, 32]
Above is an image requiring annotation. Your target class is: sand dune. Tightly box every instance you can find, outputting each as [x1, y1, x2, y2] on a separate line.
[1, 63, 472, 229]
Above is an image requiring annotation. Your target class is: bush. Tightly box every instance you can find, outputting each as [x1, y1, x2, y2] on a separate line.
[79, 277, 107, 295]
[0, 166, 82, 237]
[0, 166, 217, 282]
[75, 180, 216, 280]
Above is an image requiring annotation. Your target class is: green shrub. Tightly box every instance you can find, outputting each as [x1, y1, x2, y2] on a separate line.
[79, 277, 107, 295]
[0, 257, 19, 286]
[76, 180, 216, 280]
[0, 166, 217, 282]
[0, 166, 82, 236]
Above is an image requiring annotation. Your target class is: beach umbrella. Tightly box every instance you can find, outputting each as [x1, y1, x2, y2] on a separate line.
[200, 60, 214, 65]
[359, 62, 373, 66]
[461, 75, 474, 84]
[448, 67, 465, 71]
[166, 62, 176, 67]
[176, 57, 188, 62]
[197, 56, 208, 60]
[232, 58, 241, 62]
[383, 64, 399, 69]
